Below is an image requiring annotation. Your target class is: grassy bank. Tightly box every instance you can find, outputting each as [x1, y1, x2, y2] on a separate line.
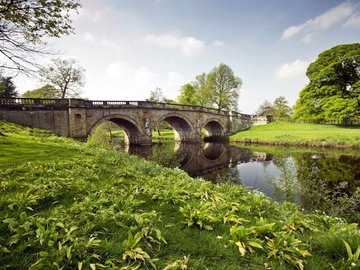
[230, 122, 360, 148]
[1, 121, 360, 269]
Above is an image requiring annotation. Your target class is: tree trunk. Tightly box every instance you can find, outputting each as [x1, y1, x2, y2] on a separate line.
[342, 118, 349, 126]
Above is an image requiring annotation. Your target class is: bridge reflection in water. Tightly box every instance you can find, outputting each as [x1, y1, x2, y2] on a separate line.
[119, 142, 273, 182]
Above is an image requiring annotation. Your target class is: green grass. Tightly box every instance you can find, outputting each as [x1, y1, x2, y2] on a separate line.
[152, 129, 175, 142]
[1, 121, 360, 269]
[230, 121, 360, 148]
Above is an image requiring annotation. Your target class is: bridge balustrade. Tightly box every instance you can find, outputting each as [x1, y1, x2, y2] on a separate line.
[0, 97, 254, 118]
[0, 97, 69, 107]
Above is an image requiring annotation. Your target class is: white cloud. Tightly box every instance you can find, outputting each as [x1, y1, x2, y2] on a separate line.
[83, 32, 96, 43]
[282, 25, 303, 39]
[144, 33, 205, 57]
[105, 62, 186, 99]
[274, 60, 310, 80]
[282, 2, 358, 40]
[80, 32, 120, 49]
[344, 11, 360, 28]
[302, 34, 313, 44]
[211, 40, 225, 48]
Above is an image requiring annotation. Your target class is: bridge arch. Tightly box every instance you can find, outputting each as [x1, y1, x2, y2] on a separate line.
[153, 113, 199, 142]
[201, 143, 226, 161]
[89, 114, 145, 145]
[202, 119, 226, 137]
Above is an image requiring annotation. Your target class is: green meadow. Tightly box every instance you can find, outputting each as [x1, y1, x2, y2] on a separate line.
[230, 121, 360, 148]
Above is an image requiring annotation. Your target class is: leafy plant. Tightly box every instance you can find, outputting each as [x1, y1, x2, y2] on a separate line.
[163, 255, 189, 270]
[343, 240, 360, 263]
[265, 232, 310, 270]
[179, 202, 218, 230]
[229, 225, 264, 256]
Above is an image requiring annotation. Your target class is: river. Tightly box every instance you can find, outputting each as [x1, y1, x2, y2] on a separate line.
[114, 141, 360, 221]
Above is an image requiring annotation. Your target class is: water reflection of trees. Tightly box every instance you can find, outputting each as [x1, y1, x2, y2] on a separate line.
[293, 153, 360, 222]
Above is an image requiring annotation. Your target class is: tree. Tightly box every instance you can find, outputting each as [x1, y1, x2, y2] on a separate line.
[207, 63, 242, 111]
[273, 96, 292, 119]
[0, 76, 18, 97]
[293, 43, 360, 124]
[256, 100, 274, 116]
[21, 84, 59, 98]
[192, 73, 213, 107]
[0, 0, 81, 75]
[177, 83, 197, 105]
[147, 87, 165, 102]
[39, 58, 85, 98]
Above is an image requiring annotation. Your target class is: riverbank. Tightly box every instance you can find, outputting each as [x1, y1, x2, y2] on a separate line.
[230, 121, 360, 148]
[1, 121, 360, 269]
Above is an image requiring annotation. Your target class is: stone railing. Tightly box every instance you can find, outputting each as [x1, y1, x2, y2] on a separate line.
[0, 97, 255, 118]
[0, 97, 70, 106]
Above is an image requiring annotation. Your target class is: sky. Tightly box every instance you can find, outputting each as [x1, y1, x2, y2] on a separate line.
[14, 0, 360, 114]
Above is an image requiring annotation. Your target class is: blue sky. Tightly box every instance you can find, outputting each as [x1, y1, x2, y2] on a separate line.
[16, 0, 360, 113]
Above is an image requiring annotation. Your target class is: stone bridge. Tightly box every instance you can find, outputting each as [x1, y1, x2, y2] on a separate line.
[0, 98, 267, 145]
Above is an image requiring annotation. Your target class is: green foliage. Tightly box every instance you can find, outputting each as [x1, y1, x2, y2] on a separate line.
[87, 122, 114, 149]
[180, 202, 218, 230]
[0, 0, 81, 74]
[293, 43, 360, 124]
[177, 83, 198, 105]
[0, 0, 80, 42]
[256, 96, 292, 119]
[1, 121, 360, 269]
[273, 96, 292, 119]
[21, 84, 60, 98]
[176, 64, 242, 111]
[207, 63, 242, 111]
[0, 76, 18, 97]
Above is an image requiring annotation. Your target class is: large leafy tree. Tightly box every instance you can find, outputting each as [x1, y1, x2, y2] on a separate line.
[207, 63, 242, 111]
[21, 84, 59, 98]
[0, 0, 81, 74]
[293, 43, 360, 124]
[0, 75, 18, 97]
[39, 58, 85, 98]
[176, 64, 242, 111]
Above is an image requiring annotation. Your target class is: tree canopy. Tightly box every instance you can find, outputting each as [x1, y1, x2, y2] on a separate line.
[0, 76, 18, 97]
[256, 100, 275, 116]
[147, 87, 166, 102]
[0, 0, 81, 74]
[177, 83, 198, 105]
[177, 63, 242, 111]
[256, 96, 292, 119]
[21, 84, 59, 99]
[273, 96, 292, 119]
[39, 58, 85, 98]
[293, 43, 360, 124]
[207, 64, 242, 111]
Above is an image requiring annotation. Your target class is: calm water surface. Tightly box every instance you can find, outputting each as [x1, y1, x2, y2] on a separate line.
[115, 141, 360, 219]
